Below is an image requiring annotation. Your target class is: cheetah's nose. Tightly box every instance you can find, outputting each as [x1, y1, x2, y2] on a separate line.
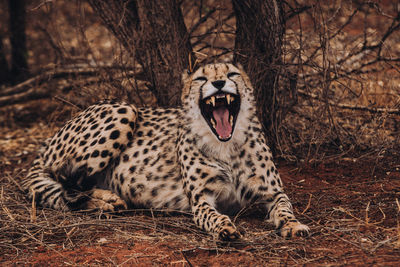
[212, 80, 226, 90]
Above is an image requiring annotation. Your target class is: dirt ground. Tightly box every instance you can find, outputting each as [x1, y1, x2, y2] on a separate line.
[0, 107, 399, 266]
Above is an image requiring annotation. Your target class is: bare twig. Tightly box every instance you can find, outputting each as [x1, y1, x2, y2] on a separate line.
[188, 7, 217, 35]
[298, 89, 400, 115]
[53, 95, 82, 110]
[301, 194, 312, 214]
[0, 65, 142, 97]
[0, 86, 50, 107]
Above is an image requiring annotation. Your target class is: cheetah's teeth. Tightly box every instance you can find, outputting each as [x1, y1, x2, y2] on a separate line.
[210, 96, 216, 107]
[205, 97, 216, 106]
[218, 133, 231, 140]
[226, 94, 231, 105]
[211, 118, 216, 128]
[229, 115, 233, 126]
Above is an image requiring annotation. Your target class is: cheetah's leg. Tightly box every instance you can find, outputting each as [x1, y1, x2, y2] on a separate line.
[237, 142, 309, 238]
[240, 172, 310, 238]
[264, 191, 309, 238]
[179, 153, 241, 240]
[191, 197, 241, 241]
[23, 102, 138, 210]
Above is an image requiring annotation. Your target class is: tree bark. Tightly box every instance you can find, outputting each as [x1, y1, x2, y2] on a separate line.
[9, 0, 28, 82]
[88, 0, 193, 107]
[232, 0, 286, 152]
[0, 34, 10, 84]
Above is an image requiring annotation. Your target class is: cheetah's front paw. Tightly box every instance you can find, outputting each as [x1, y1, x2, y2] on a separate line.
[279, 221, 310, 238]
[86, 189, 127, 211]
[217, 224, 241, 241]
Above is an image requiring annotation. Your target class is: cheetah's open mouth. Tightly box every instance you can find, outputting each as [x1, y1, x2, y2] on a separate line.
[200, 92, 241, 142]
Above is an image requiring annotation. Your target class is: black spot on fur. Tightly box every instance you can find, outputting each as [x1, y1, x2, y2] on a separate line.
[127, 132, 133, 140]
[101, 150, 109, 158]
[129, 166, 136, 173]
[250, 140, 255, 148]
[100, 111, 107, 119]
[105, 123, 115, 131]
[63, 133, 69, 141]
[151, 188, 158, 197]
[117, 108, 127, 114]
[90, 140, 97, 146]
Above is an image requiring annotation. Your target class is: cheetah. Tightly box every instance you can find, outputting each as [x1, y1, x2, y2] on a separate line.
[23, 63, 310, 240]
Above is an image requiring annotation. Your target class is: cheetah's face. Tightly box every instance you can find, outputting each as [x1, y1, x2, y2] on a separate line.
[186, 64, 244, 142]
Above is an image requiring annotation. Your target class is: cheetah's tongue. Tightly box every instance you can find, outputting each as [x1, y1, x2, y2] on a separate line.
[212, 107, 232, 139]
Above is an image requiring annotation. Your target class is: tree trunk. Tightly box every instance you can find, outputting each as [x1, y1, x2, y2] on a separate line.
[9, 0, 28, 82]
[88, 0, 193, 107]
[0, 35, 10, 84]
[232, 0, 287, 153]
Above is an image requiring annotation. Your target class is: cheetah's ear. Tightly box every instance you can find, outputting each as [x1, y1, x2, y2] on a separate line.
[181, 69, 191, 84]
[235, 63, 245, 71]
[235, 63, 254, 90]
[181, 69, 193, 102]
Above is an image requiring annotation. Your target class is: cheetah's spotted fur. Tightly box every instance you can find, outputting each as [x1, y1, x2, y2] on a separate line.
[23, 63, 309, 240]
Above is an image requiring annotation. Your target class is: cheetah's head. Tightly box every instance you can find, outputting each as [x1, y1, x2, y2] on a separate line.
[182, 63, 255, 145]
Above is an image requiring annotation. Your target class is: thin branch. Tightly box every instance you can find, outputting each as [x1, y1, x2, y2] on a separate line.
[298, 89, 400, 115]
[0, 65, 143, 97]
[0, 87, 49, 107]
[191, 13, 234, 47]
[285, 4, 313, 21]
[188, 7, 216, 35]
